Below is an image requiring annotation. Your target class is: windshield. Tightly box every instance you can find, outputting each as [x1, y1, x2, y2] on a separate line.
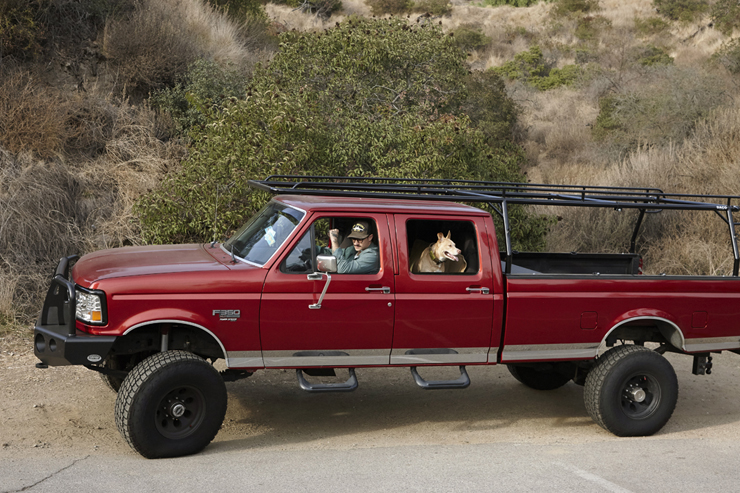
[223, 201, 305, 266]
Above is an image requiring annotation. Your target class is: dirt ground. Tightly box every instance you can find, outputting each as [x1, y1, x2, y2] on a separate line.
[3, 333, 740, 462]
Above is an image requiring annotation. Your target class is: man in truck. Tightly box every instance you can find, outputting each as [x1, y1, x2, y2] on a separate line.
[328, 220, 380, 274]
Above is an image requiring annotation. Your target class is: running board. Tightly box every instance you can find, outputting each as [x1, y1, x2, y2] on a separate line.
[296, 368, 358, 393]
[410, 366, 470, 390]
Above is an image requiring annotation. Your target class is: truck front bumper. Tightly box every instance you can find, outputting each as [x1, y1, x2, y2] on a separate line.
[34, 324, 117, 366]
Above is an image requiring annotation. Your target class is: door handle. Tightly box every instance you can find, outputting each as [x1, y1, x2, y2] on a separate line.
[365, 286, 391, 294]
[466, 286, 490, 294]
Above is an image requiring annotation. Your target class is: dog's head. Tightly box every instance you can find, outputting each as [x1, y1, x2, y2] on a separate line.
[432, 231, 461, 262]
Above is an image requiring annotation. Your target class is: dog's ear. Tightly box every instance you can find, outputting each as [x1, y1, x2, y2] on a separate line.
[437, 232, 444, 240]
[446, 230, 451, 240]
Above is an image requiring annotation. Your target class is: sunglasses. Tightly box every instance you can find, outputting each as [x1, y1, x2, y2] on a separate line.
[351, 237, 367, 243]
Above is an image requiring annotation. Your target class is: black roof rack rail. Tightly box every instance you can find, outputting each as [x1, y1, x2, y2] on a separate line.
[247, 175, 740, 276]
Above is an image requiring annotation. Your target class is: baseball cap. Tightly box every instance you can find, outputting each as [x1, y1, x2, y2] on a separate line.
[347, 220, 371, 239]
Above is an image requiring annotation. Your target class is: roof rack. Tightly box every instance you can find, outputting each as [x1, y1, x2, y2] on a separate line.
[248, 175, 740, 276]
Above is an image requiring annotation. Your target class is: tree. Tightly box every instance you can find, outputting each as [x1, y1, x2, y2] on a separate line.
[136, 17, 549, 250]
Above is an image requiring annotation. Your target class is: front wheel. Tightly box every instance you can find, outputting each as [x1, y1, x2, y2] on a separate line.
[115, 351, 227, 459]
[584, 345, 678, 437]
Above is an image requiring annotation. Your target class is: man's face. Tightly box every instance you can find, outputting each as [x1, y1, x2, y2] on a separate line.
[351, 234, 372, 252]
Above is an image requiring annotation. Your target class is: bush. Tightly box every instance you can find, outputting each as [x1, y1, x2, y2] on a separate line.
[591, 66, 729, 152]
[574, 15, 611, 40]
[207, 0, 267, 20]
[711, 0, 740, 36]
[366, 0, 413, 15]
[150, 59, 248, 135]
[491, 46, 581, 90]
[0, 4, 44, 61]
[452, 24, 491, 52]
[414, 0, 451, 16]
[634, 16, 670, 36]
[636, 45, 673, 66]
[552, 0, 599, 17]
[712, 39, 740, 74]
[136, 18, 549, 251]
[458, 70, 519, 141]
[480, 0, 542, 5]
[653, 0, 708, 22]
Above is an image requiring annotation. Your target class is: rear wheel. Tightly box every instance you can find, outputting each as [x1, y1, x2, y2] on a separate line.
[115, 351, 227, 459]
[507, 363, 573, 390]
[584, 345, 678, 437]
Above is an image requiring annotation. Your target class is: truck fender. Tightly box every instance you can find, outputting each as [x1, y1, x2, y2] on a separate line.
[601, 314, 685, 351]
[122, 318, 227, 361]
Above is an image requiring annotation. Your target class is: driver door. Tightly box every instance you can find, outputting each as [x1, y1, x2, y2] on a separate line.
[259, 213, 395, 367]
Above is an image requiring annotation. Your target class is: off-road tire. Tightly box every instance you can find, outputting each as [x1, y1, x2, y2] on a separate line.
[507, 364, 572, 390]
[114, 351, 227, 459]
[584, 345, 678, 437]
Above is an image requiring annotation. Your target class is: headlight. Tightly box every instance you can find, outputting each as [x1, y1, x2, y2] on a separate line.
[76, 289, 104, 324]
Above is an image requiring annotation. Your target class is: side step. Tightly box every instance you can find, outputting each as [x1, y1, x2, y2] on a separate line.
[296, 368, 358, 393]
[410, 366, 470, 390]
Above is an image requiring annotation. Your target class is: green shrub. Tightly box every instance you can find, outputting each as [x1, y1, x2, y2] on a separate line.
[653, 0, 708, 22]
[711, 0, 740, 36]
[491, 46, 580, 90]
[150, 59, 248, 135]
[574, 15, 611, 40]
[414, 0, 452, 16]
[136, 18, 549, 251]
[366, 0, 413, 15]
[552, 0, 599, 17]
[637, 45, 673, 66]
[712, 39, 740, 74]
[634, 16, 670, 36]
[452, 24, 491, 52]
[458, 70, 519, 141]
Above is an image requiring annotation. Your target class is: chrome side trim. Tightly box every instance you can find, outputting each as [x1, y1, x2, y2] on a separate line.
[601, 316, 686, 350]
[226, 351, 264, 368]
[390, 347, 489, 365]
[684, 336, 740, 352]
[263, 349, 389, 367]
[501, 343, 599, 362]
[122, 319, 230, 366]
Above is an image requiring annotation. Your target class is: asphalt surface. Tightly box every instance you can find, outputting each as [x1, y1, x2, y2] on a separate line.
[3, 351, 740, 492]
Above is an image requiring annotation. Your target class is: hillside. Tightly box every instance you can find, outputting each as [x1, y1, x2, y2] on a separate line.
[1, 0, 739, 340]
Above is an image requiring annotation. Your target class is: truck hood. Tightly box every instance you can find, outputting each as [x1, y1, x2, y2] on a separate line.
[73, 244, 231, 284]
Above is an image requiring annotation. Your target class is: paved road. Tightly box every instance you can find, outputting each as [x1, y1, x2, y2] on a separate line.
[3, 352, 740, 492]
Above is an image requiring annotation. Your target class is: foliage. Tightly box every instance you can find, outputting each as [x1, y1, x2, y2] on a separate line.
[136, 18, 549, 251]
[653, 0, 708, 22]
[634, 16, 670, 36]
[414, 0, 452, 16]
[551, 0, 599, 17]
[712, 39, 740, 74]
[459, 70, 519, 141]
[479, 0, 543, 6]
[636, 45, 673, 66]
[291, 0, 343, 19]
[491, 46, 581, 90]
[453, 24, 491, 52]
[0, 5, 44, 60]
[591, 66, 729, 152]
[207, 0, 267, 20]
[574, 15, 610, 41]
[366, 0, 413, 15]
[150, 59, 248, 135]
[711, 0, 740, 36]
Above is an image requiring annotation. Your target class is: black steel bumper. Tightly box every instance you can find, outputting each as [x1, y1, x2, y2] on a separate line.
[33, 254, 116, 367]
[34, 324, 116, 366]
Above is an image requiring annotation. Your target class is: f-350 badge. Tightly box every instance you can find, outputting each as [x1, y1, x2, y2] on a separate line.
[213, 309, 241, 321]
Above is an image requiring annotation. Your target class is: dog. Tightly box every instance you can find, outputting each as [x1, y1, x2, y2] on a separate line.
[412, 231, 467, 274]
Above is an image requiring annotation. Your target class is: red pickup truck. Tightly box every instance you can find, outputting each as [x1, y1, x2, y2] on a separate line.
[33, 177, 740, 458]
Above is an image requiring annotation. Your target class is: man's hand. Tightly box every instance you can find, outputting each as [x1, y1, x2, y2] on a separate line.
[329, 229, 340, 250]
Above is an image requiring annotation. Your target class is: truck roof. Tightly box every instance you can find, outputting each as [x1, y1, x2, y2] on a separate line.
[274, 195, 489, 216]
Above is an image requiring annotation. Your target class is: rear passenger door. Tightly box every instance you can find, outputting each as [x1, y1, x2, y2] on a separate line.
[391, 215, 494, 365]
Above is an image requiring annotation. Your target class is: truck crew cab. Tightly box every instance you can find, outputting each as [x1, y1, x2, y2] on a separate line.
[33, 176, 740, 458]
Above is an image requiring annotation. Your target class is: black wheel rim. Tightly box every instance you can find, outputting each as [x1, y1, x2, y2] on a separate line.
[155, 386, 206, 439]
[620, 372, 661, 420]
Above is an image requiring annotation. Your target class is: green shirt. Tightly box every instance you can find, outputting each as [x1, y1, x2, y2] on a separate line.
[329, 244, 380, 274]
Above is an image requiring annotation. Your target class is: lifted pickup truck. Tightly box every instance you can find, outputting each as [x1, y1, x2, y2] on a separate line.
[33, 176, 740, 458]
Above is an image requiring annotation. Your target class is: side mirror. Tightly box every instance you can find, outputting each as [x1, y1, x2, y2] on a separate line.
[316, 255, 338, 273]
